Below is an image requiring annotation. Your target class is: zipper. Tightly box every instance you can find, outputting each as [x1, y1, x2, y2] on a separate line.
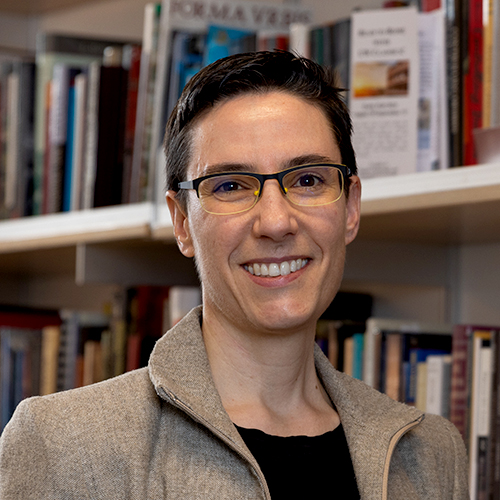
[381, 415, 424, 500]
[158, 387, 272, 500]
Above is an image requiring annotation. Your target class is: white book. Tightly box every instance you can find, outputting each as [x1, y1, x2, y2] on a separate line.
[417, 10, 448, 172]
[5, 71, 20, 211]
[168, 286, 201, 328]
[425, 354, 451, 417]
[70, 72, 88, 211]
[349, 7, 420, 179]
[469, 332, 493, 499]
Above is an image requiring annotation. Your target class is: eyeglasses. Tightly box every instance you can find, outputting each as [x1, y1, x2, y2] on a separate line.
[177, 163, 352, 215]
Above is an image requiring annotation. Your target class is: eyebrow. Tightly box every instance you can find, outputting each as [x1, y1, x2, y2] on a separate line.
[199, 154, 338, 177]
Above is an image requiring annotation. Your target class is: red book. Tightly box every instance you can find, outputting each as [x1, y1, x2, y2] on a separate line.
[449, 324, 472, 441]
[0, 308, 61, 329]
[462, 0, 482, 166]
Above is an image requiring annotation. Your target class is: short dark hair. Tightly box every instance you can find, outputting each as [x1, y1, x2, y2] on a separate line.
[164, 50, 357, 208]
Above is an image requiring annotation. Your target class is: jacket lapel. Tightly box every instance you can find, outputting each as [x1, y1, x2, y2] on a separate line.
[314, 346, 424, 500]
[148, 307, 250, 454]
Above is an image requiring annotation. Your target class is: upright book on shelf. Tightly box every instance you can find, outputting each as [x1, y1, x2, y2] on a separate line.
[349, 7, 420, 179]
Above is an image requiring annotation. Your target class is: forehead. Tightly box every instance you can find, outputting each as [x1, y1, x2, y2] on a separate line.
[187, 91, 340, 176]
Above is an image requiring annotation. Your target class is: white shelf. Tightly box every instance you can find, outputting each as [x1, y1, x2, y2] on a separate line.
[1, 164, 499, 254]
[361, 162, 500, 214]
[358, 163, 500, 244]
[0, 202, 154, 253]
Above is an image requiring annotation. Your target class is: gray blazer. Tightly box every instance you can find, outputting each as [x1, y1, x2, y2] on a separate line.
[0, 307, 469, 499]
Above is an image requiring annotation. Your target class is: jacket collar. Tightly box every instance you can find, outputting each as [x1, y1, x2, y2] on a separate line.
[149, 306, 424, 499]
[314, 346, 424, 499]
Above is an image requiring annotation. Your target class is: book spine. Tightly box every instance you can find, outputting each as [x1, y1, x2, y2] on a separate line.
[385, 333, 402, 401]
[462, 0, 482, 166]
[482, 0, 494, 128]
[62, 82, 76, 212]
[450, 324, 470, 441]
[490, 329, 500, 499]
[46, 64, 70, 214]
[445, 0, 463, 167]
[82, 62, 100, 210]
[121, 44, 142, 205]
[70, 73, 88, 211]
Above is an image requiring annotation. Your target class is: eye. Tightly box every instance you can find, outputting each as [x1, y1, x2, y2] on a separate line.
[214, 180, 243, 193]
[293, 172, 324, 188]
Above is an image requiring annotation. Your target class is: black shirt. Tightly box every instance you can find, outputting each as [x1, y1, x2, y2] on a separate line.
[235, 423, 360, 500]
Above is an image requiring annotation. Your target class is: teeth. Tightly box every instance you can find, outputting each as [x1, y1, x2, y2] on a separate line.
[244, 259, 308, 277]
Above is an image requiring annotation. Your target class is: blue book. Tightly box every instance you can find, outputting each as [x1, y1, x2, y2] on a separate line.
[204, 25, 256, 66]
[351, 333, 364, 380]
[62, 83, 77, 212]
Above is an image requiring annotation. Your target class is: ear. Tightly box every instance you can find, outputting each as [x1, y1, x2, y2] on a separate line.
[344, 176, 361, 245]
[166, 191, 195, 258]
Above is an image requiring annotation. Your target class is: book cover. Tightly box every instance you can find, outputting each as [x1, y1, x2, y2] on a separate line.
[349, 7, 420, 178]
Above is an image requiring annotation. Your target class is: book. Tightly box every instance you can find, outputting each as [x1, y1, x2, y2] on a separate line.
[444, 0, 464, 167]
[129, 3, 162, 205]
[69, 72, 88, 211]
[40, 325, 61, 396]
[462, 0, 482, 166]
[417, 9, 448, 172]
[92, 60, 129, 208]
[0, 326, 42, 431]
[469, 330, 493, 499]
[0, 59, 35, 220]
[425, 354, 452, 417]
[349, 7, 420, 178]
[121, 44, 142, 205]
[450, 324, 483, 442]
[491, 0, 500, 127]
[33, 33, 133, 215]
[204, 25, 256, 66]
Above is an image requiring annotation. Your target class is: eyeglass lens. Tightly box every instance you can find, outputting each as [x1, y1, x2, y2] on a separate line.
[198, 166, 344, 215]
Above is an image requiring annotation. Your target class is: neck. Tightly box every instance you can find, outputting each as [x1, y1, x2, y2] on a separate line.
[201, 307, 339, 437]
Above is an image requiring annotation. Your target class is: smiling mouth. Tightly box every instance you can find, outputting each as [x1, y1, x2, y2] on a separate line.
[243, 258, 309, 277]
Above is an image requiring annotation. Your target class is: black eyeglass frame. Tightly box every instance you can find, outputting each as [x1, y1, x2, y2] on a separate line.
[177, 163, 352, 198]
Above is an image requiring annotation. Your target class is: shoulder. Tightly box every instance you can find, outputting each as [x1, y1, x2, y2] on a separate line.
[1, 367, 159, 454]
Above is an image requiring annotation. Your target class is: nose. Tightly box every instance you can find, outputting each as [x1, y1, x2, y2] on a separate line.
[252, 179, 298, 241]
